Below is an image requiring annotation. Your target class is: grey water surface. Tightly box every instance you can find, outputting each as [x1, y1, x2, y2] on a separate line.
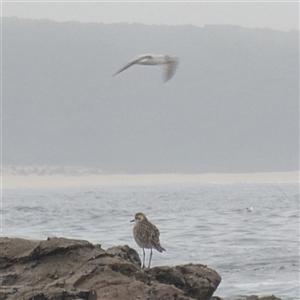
[2, 183, 299, 299]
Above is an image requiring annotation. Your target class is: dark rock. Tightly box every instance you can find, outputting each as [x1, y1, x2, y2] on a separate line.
[146, 264, 220, 300]
[0, 237, 221, 300]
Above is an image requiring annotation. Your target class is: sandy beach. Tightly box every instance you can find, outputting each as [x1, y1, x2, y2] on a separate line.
[2, 171, 299, 189]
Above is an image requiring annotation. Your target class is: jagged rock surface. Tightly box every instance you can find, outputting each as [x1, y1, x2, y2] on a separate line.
[0, 237, 221, 300]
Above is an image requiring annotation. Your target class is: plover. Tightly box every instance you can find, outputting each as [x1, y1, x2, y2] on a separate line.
[131, 212, 166, 268]
[113, 54, 179, 82]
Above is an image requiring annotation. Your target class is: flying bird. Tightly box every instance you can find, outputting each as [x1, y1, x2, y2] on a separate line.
[113, 54, 179, 82]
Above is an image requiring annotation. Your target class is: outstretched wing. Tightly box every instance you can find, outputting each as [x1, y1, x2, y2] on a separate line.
[163, 60, 179, 82]
[113, 55, 151, 76]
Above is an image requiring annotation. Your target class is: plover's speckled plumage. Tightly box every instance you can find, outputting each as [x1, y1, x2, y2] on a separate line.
[131, 212, 166, 269]
[113, 54, 179, 82]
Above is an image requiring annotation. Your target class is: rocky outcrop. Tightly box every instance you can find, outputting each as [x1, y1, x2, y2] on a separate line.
[0, 237, 221, 300]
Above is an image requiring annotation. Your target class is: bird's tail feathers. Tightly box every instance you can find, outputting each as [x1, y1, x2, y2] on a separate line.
[154, 243, 166, 253]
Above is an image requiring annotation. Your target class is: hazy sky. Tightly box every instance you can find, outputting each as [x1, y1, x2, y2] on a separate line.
[2, 1, 299, 32]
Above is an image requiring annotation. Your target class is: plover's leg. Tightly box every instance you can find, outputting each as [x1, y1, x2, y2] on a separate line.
[148, 248, 153, 269]
[142, 248, 146, 269]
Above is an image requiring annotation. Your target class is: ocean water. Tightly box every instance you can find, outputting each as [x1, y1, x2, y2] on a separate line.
[2, 182, 299, 299]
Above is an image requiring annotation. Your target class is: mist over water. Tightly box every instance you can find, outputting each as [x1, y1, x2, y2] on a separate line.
[3, 19, 299, 174]
[2, 182, 299, 299]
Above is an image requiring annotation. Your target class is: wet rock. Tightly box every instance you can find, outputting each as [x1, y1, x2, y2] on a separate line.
[146, 264, 220, 300]
[0, 237, 221, 300]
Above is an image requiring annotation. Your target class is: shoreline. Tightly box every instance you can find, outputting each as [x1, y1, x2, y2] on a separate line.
[2, 171, 299, 189]
[0, 236, 284, 300]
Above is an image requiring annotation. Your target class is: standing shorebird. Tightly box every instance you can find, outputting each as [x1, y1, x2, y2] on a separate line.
[131, 212, 166, 269]
[113, 54, 179, 82]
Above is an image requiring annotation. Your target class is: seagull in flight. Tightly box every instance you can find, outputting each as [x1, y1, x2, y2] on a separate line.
[113, 54, 179, 82]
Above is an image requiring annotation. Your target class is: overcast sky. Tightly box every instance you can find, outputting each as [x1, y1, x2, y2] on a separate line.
[2, 1, 299, 32]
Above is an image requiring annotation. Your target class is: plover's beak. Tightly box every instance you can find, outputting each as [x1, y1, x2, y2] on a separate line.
[130, 219, 135, 222]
